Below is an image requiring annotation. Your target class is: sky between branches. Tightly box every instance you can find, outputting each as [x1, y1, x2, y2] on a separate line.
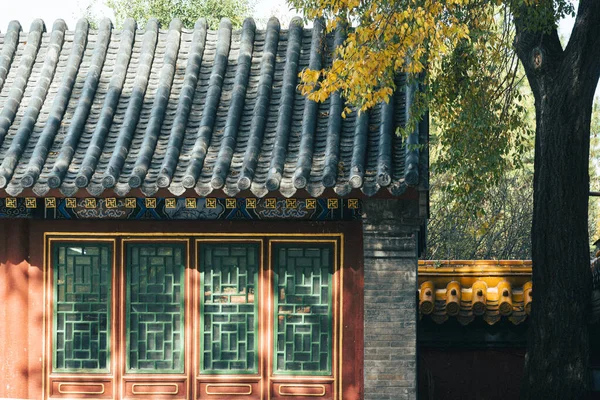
[0, 0, 573, 34]
[0, 0, 300, 31]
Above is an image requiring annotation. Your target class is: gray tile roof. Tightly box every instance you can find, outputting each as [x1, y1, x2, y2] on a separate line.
[0, 17, 423, 198]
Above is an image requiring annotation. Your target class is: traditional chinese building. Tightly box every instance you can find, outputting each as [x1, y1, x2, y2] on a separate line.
[0, 17, 428, 400]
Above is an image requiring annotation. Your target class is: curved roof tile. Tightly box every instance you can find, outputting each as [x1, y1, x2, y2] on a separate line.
[419, 260, 533, 326]
[0, 17, 423, 198]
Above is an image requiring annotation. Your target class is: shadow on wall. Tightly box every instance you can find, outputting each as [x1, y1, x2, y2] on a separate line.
[0, 218, 43, 399]
[418, 348, 525, 400]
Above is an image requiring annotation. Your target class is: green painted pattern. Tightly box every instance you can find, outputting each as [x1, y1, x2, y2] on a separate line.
[200, 244, 259, 374]
[273, 244, 333, 375]
[53, 243, 111, 372]
[126, 243, 185, 373]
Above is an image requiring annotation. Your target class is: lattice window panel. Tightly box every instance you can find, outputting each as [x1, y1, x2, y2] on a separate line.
[200, 244, 259, 374]
[273, 245, 333, 375]
[53, 243, 111, 372]
[126, 243, 185, 373]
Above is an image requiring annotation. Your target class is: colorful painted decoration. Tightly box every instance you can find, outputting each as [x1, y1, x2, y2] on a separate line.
[0, 198, 362, 220]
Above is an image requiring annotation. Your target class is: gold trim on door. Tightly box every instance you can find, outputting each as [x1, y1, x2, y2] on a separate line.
[205, 383, 253, 395]
[278, 384, 326, 397]
[131, 383, 179, 395]
[58, 382, 106, 395]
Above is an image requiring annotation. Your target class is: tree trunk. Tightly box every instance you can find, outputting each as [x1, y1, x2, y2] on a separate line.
[513, 1, 600, 398]
[524, 77, 593, 399]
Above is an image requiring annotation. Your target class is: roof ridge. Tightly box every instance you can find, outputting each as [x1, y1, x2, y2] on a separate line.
[75, 18, 136, 189]
[322, 26, 347, 188]
[102, 18, 159, 189]
[404, 80, 420, 185]
[129, 19, 183, 188]
[22, 19, 90, 189]
[0, 21, 22, 93]
[238, 17, 281, 191]
[292, 18, 324, 191]
[349, 112, 370, 188]
[47, 18, 113, 189]
[210, 18, 257, 192]
[0, 20, 65, 189]
[376, 96, 394, 188]
[182, 18, 232, 189]
[265, 17, 303, 193]
[157, 18, 208, 189]
[0, 20, 44, 149]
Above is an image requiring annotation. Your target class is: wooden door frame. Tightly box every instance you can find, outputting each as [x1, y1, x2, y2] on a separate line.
[39, 220, 364, 400]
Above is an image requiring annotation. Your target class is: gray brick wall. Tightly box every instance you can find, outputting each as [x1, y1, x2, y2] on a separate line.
[362, 199, 421, 400]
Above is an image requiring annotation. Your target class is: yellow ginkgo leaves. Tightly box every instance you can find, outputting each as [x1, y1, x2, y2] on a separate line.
[290, 0, 474, 114]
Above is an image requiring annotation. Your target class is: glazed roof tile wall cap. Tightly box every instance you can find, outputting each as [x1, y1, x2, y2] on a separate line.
[0, 17, 424, 198]
[418, 260, 533, 326]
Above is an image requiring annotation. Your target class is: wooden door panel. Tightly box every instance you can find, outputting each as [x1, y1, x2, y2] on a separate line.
[121, 241, 190, 400]
[125, 243, 186, 374]
[45, 233, 359, 400]
[271, 382, 333, 399]
[50, 378, 113, 398]
[123, 379, 187, 399]
[197, 381, 261, 399]
[272, 244, 334, 376]
[198, 242, 261, 375]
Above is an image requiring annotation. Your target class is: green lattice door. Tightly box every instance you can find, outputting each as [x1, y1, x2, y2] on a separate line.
[49, 237, 341, 400]
[200, 243, 259, 374]
[53, 243, 112, 373]
[273, 244, 333, 376]
[269, 243, 337, 398]
[196, 241, 336, 399]
[125, 243, 186, 373]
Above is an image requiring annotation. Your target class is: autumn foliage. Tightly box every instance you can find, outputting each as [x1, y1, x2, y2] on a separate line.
[291, 0, 533, 206]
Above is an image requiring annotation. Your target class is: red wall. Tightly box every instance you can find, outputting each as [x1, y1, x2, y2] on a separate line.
[0, 219, 364, 400]
[418, 348, 526, 400]
[0, 219, 44, 399]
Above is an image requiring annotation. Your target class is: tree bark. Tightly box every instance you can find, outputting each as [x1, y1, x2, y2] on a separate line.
[524, 75, 593, 399]
[513, 0, 600, 398]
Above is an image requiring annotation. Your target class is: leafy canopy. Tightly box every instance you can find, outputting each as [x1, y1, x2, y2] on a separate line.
[107, 0, 253, 28]
[289, 0, 576, 206]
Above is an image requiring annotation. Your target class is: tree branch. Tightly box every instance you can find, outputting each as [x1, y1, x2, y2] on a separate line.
[563, 0, 600, 100]
[512, 2, 564, 98]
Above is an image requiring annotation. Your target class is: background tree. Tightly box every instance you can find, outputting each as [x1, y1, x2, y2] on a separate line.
[289, 0, 600, 397]
[426, 164, 534, 260]
[107, 0, 253, 28]
[427, 100, 600, 261]
[426, 33, 536, 260]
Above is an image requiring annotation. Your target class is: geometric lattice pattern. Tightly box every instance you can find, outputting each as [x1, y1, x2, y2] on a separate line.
[274, 245, 333, 375]
[53, 243, 111, 372]
[126, 243, 185, 373]
[200, 244, 259, 373]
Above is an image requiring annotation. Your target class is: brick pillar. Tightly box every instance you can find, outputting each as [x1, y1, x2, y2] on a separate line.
[362, 199, 421, 400]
